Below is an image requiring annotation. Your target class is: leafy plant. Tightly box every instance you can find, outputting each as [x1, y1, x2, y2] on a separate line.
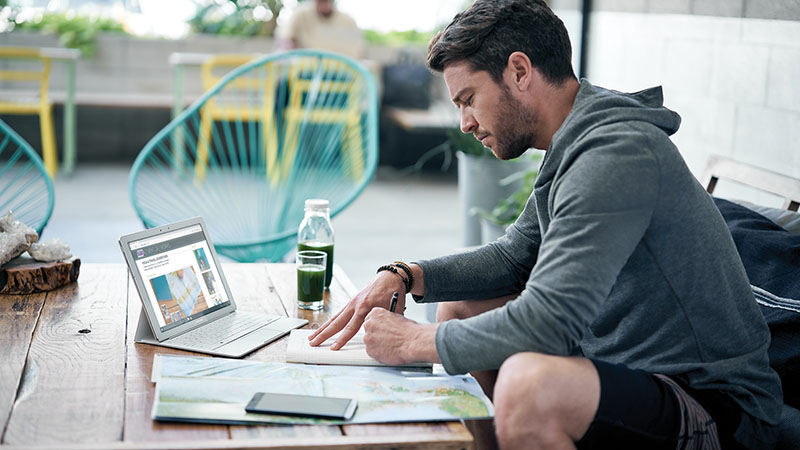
[445, 127, 493, 157]
[10, 12, 125, 57]
[364, 29, 434, 47]
[189, 0, 283, 37]
[472, 153, 544, 226]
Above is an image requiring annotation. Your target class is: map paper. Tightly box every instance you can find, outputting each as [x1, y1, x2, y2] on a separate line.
[150, 354, 493, 425]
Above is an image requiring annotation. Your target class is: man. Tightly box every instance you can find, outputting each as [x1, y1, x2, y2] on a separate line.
[309, 1, 782, 448]
[279, 0, 364, 59]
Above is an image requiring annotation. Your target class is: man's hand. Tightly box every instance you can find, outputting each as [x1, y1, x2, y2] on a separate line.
[309, 270, 406, 350]
[363, 309, 441, 366]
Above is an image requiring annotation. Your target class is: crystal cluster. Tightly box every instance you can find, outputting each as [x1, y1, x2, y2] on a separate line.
[0, 211, 72, 266]
[28, 238, 72, 262]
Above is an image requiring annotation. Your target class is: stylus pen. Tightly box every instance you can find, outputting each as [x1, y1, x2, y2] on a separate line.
[389, 291, 398, 313]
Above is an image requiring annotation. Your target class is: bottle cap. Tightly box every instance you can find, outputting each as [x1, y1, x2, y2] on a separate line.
[304, 198, 330, 211]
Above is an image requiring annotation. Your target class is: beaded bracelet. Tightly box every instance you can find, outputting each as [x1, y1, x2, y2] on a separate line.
[392, 261, 414, 292]
[377, 264, 410, 293]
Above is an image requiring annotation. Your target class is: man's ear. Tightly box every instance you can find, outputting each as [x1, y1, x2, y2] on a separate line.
[506, 51, 532, 91]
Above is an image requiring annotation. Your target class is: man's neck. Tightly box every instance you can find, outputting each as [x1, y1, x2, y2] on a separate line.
[538, 78, 581, 150]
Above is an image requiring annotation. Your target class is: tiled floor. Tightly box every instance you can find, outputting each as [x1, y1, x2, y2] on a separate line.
[44, 164, 460, 323]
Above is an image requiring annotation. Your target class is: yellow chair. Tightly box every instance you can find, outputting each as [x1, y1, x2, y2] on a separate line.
[193, 52, 365, 185]
[195, 54, 266, 180]
[0, 47, 58, 176]
[277, 56, 365, 184]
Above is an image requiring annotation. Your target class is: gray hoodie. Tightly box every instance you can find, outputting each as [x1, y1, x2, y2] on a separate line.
[416, 80, 781, 448]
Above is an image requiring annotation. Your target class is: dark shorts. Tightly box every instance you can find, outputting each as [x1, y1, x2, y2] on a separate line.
[575, 360, 743, 450]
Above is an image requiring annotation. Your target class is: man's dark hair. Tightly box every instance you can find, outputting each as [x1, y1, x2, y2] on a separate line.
[427, 0, 575, 85]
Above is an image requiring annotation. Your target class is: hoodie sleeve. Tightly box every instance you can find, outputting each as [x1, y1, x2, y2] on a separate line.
[436, 128, 662, 374]
[412, 194, 543, 304]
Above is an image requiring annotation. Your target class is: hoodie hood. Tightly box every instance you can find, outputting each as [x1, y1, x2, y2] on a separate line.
[538, 80, 682, 186]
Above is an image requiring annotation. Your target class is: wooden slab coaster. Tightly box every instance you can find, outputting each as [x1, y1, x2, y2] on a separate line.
[0, 256, 81, 295]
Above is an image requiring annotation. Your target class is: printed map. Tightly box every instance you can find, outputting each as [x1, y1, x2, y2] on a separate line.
[151, 355, 494, 425]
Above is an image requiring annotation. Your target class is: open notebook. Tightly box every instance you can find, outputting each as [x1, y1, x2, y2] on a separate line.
[286, 329, 433, 368]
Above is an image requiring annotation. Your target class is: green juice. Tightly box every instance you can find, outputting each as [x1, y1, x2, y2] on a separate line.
[298, 241, 334, 288]
[297, 264, 325, 306]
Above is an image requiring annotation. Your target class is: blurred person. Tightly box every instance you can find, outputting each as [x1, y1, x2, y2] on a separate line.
[278, 0, 364, 59]
[307, 0, 782, 449]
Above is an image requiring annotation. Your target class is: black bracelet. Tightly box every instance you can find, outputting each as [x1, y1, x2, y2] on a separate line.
[377, 264, 410, 293]
[392, 261, 414, 292]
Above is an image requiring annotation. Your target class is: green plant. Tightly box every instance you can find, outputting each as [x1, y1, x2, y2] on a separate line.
[397, 127, 500, 175]
[11, 12, 125, 56]
[472, 153, 544, 226]
[445, 127, 494, 157]
[189, 0, 283, 37]
[364, 29, 434, 47]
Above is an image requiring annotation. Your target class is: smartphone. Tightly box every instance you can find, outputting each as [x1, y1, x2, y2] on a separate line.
[245, 392, 357, 420]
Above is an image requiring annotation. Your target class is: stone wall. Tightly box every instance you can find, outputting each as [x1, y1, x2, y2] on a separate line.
[552, 0, 800, 206]
[0, 32, 429, 164]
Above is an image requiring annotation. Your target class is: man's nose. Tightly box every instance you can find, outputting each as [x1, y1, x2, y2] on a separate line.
[460, 109, 477, 134]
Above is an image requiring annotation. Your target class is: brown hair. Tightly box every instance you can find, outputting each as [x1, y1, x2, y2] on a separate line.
[427, 0, 575, 84]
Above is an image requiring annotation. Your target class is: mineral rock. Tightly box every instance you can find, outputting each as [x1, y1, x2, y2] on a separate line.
[28, 238, 72, 262]
[0, 231, 30, 266]
[0, 211, 38, 245]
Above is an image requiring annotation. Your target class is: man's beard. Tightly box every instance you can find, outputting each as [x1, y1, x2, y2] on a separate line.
[490, 86, 537, 160]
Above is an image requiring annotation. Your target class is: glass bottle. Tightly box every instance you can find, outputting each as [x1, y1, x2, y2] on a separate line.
[297, 198, 334, 289]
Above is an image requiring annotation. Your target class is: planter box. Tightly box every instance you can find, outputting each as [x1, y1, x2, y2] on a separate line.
[457, 152, 535, 246]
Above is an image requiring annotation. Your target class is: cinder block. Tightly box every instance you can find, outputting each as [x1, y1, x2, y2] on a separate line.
[767, 47, 800, 113]
[711, 42, 769, 104]
[732, 105, 799, 173]
[649, 0, 691, 15]
[742, 17, 800, 48]
[586, 12, 630, 86]
[663, 39, 714, 97]
[594, 0, 648, 12]
[552, 0, 582, 10]
[744, 0, 800, 20]
[692, 0, 745, 17]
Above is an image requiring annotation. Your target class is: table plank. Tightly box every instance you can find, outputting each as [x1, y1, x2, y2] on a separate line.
[123, 270, 229, 443]
[0, 292, 46, 444]
[1, 430, 474, 449]
[343, 422, 474, 450]
[3, 264, 127, 445]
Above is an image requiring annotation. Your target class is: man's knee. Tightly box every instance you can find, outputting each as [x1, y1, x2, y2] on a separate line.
[436, 294, 519, 323]
[494, 353, 600, 448]
[494, 353, 555, 417]
[436, 301, 470, 322]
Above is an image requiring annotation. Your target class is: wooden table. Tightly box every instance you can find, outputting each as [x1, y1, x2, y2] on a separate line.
[0, 263, 473, 450]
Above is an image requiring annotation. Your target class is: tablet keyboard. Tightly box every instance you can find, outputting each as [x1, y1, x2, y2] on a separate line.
[167, 312, 280, 350]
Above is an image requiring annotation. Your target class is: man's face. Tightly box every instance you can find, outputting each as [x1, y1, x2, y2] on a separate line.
[316, 0, 334, 18]
[443, 60, 536, 160]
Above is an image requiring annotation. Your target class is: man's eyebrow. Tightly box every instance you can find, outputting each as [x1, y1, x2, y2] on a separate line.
[451, 88, 472, 105]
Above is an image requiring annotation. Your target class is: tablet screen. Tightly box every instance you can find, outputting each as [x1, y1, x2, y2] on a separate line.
[124, 224, 230, 332]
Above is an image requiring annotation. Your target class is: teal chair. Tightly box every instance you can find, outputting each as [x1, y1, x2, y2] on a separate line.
[0, 118, 54, 235]
[129, 50, 378, 261]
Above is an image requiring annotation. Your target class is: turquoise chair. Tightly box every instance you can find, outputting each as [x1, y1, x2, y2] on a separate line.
[129, 50, 378, 261]
[0, 118, 55, 235]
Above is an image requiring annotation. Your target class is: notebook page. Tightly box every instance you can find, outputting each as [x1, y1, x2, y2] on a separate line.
[285, 329, 432, 367]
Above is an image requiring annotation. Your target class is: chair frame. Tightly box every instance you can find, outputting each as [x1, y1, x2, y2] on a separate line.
[703, 155, 800, 211]
[129, 49, 379, 259]
[0, 118, 55, 235]
[0, 47, 58, 176]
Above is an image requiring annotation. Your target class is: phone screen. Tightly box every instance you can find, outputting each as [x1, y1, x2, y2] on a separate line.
[245, 392, 357, 420]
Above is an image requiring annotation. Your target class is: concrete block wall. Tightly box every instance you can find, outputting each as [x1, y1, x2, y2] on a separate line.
[583, 9, 800, 206]
[0, 31, 276, 104]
